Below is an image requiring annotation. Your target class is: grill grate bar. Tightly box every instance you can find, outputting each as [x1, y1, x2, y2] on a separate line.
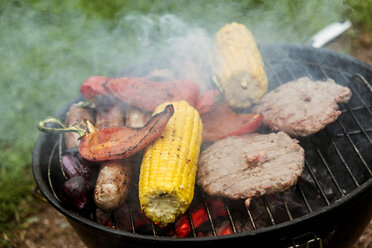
[200, 190, 217, 236]
[338, 72, 372, 141]
[296, 183, 313, 213]
[353, 73, 372, 92]
[262, 197, 276, 225]
[127, 203, 136, 234]
[151, 222, 157, 236]
[345, 103, 372, 145]
[222, 199, 237, 234]
[313, 66, 355, 197]
[336, 118, 372, 176]
[246, 208, 257, 230]
[186, 209, 197, 237]
[304, 160, 331, 205]
[335, 72, 372, 176]
[351, 74, 372, 117]
[336, 128, 372, 137]
[341, 104, 372, 113]
[266, 62, 286, 86]
[328, 134, 360, 187]
[319, 68, 372, 177]
[280, 193, 293, 220]
[314, 146, 345, 197]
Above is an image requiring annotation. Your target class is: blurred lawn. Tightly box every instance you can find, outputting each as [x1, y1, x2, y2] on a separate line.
[1, 0, 366, 244]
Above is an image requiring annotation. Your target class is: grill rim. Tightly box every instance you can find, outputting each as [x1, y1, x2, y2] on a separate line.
[32, 43, 372, 244]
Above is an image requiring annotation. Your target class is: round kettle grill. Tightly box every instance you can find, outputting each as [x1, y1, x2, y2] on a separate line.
[33, 44, 372, 248]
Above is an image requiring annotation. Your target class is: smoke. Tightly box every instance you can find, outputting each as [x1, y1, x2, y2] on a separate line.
[0, 0, 345, 150]
[113, 14, 216, 92]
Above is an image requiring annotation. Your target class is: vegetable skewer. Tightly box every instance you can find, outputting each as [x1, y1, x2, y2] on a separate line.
[38, 104, 174, 161]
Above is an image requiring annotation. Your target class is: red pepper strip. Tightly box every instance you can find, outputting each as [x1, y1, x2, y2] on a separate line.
[106, 77, 199, 112]
[79, 104, 174, 161]
[195, 89, 222, 115]
[80, 76, 110, 99]
[201, 102, 263, 142]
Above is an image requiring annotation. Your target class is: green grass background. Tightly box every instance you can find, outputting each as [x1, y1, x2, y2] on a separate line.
[0, 0, 370, 245]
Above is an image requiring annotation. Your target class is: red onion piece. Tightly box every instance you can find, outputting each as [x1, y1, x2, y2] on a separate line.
[59, 176, 90, 210]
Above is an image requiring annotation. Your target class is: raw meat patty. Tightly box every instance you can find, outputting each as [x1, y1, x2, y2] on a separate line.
[197, 132, 304, 205]
[252, 77, 352, 136]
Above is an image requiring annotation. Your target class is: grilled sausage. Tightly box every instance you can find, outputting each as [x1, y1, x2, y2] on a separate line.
[125, 105, 151, 128]
[95, 104, 125, 129]
[93, 104, 150, 212]
[64, 103, 94, 149]
[93, 103, 130, 212]
[94, 159, 133, 212]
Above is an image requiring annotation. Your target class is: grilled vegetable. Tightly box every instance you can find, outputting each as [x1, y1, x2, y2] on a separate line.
[80, 76, 200, 112]
[79, 104, 174, 161]
[59, 175, 90, 210]
[80, 75, 110, 99]
[38, 104, 174, 161]
[215, 22, 268, 108]
[106, 77, 199, 112]
[59, 146, 97, 213]
[138, 101, 203, 226]
[61, 147, 97, 187]
[201, 102, 263, 142]
[195, 89, 222, 115]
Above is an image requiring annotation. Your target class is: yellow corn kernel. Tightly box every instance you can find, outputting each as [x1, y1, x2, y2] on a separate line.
[138, 101, 203, 226]
[216, 22, 268, 108]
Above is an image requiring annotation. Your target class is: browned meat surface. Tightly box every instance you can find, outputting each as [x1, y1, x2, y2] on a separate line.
[197, 132, 304, 205]
[252, 77, 352, 136]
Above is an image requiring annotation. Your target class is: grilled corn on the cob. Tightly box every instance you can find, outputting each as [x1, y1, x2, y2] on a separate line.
[139, 101, 203, 226]
[216, 22, 268, 108]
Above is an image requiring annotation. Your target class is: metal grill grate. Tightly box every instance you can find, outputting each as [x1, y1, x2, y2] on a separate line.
[45, 46, 372, 239]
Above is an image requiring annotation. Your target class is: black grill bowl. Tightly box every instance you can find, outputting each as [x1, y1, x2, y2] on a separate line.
[33, 44, 372, 248]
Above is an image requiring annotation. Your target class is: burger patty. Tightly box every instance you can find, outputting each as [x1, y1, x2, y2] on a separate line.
[197, 132, 304, 205]
[252, 77, 352, 136]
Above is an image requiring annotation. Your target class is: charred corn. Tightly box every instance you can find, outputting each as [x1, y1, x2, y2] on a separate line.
[216, 22, 268, 108]
[139, 101, 203, 226]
